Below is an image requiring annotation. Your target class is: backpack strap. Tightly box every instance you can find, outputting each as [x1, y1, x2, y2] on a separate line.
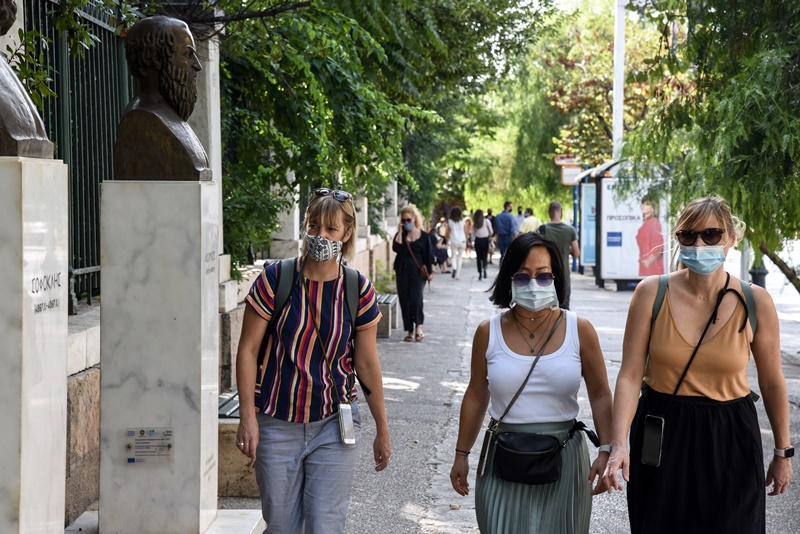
[343, 264, 359, 337]
[650, 274, 670, 329]
[257, 257, 298, 362]
[739, 278, 758, 336]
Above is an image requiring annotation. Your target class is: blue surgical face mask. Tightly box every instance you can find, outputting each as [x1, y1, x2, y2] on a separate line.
[511, 280, 559, 312]
[678, 245, 726, 275]
[403, 221, 415, 232]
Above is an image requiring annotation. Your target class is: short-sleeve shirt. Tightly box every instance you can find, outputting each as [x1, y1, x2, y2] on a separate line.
[245, 262, 382, 423]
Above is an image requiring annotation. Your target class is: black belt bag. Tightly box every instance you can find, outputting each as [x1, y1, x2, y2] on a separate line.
[492, 420, 598, 486]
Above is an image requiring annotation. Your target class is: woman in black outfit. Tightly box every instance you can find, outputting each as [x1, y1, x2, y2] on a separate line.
[393, 204, 435, 342]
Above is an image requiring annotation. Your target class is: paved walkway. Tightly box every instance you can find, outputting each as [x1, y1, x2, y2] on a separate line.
[345, 253, 800, 534]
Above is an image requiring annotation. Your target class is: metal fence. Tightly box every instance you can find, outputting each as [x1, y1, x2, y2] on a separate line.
[24, 0, 133, 314]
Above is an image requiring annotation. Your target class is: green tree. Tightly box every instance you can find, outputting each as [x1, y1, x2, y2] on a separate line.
[622, 0, 800, 292]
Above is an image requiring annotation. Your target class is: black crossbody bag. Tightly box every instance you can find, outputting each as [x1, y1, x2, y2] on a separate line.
[476, 311, 600, 485]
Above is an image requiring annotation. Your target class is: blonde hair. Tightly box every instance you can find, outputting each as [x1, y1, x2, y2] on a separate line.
[301, 193, 357, 260]
[399, 204, 424, 229]
[674, 196, 745, 244]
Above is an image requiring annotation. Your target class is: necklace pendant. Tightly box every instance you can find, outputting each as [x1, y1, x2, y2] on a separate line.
[529, 333, 535, 339]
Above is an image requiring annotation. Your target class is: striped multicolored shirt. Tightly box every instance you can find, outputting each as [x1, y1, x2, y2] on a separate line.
[245, 261, 382, 423]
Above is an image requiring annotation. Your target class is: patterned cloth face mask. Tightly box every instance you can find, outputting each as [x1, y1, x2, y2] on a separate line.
[678, 245, 726, 275]
[305, 234, 343, 263]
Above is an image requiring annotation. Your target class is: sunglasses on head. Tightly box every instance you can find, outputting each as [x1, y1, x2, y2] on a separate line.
[314, 188, 353, 202]
[675, 227, 725, 247]
[512, 272, 555, 287]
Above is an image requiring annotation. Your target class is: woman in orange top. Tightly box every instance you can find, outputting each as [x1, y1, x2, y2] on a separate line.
[603, 197, 792, 534]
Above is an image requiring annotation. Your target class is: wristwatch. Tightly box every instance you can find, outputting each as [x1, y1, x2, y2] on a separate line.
[774, 446, 795, 458]
[598, 444, 612, 454]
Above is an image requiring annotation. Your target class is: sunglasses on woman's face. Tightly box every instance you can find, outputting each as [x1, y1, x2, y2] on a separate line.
[512, 272, 555, 287]
[401, 218, 414, 224]
[313, 188, 353, 202]
[675, 227, 725, 247]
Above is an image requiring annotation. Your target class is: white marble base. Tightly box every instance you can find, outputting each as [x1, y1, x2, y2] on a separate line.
[0, 157, 69, 533]
[66, 510, 263, 534]
[100, 182, 219, 533]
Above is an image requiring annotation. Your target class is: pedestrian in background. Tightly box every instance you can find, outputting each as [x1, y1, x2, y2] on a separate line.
[603, 196, 793, 534]
[518, 207, 543, 234]
[393, 204, 435, 342]
[236, 188, 391, 533]
[446, 206, 468, 280]
[471, 209, 492, 280]
[493, 201, 517, 266]
[539, 201, 579, 310]
[513, 206, 526, 234]
[450, 232, 613, 533]
[486, 208, 496, 264]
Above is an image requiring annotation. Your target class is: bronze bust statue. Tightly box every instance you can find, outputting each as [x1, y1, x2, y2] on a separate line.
[0, 0, 54, 159]
[115, 16, 211, 181]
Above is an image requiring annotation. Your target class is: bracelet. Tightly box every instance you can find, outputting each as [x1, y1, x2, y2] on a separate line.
[598, 444, 612, 454]
[455, 448, 471, 455]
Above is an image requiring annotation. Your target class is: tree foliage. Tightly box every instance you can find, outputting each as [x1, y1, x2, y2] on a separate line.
[621, 0, 800, 291]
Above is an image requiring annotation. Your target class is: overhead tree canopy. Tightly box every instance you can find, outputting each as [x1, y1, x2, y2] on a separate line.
[621, 0, 800, 292]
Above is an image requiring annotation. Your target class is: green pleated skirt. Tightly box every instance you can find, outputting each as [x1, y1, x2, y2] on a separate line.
[475, 420, 591, 534]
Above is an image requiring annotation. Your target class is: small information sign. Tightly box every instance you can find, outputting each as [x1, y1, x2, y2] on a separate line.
[126, 427, 174, 464]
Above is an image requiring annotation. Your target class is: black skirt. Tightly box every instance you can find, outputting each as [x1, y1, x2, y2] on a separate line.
[628, 387, 765, 534]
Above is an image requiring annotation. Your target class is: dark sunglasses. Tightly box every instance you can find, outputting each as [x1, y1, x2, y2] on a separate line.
[314, 188, 353, 202]
[401, 218, 414, 224]
[512, 272, 555, 288]
[675, 227, 725, 247]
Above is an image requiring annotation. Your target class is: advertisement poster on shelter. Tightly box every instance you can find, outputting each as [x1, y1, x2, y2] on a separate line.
[580, 183, 596, 266]
[600, 178, 668, 280]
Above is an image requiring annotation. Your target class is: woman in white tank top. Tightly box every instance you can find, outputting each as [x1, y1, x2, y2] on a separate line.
[448, 232, 613, 534]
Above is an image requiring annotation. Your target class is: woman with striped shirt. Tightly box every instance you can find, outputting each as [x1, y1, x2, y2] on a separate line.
[235, 188, 391, 533]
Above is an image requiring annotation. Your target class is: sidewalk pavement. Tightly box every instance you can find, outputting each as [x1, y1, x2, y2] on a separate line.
[344, 254, 800, 534]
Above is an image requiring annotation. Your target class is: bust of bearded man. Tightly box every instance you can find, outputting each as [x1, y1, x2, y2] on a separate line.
[0, 0, 54, 158]
[114, 16, 211, 181]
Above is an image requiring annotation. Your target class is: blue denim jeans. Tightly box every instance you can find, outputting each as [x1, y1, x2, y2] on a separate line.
[255, 402, 361, 534]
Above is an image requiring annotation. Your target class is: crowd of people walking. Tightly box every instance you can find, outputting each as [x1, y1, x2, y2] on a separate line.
[235, 190, 793, 534]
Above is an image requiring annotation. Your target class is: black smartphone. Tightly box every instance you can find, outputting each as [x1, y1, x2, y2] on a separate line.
[641, 414, 665, 467]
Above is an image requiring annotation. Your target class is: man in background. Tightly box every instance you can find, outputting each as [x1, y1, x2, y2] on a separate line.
[518, 208, 542, 234]
[493, 201, 517, 265]
[539, 201, 579, 309]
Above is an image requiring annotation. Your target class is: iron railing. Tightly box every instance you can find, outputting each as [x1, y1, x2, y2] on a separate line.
[24, 0, 133, 314]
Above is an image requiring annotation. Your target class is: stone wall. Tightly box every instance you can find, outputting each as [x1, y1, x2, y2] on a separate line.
[65, 368, 100, 526]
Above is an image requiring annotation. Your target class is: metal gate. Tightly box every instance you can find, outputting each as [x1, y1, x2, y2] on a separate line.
[23, 0, 133, 313]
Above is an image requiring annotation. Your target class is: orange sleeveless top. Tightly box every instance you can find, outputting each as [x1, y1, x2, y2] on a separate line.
[644, 290, 751, 401]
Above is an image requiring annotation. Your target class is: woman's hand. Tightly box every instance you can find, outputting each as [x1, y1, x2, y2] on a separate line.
[450, 456, 471, 496]
[373, 430, 392, 472]
[589, 452, 610, 495]
[236, 414, 259, 460]
[766, 457, 793, 495]
[602, 444, 630, 493]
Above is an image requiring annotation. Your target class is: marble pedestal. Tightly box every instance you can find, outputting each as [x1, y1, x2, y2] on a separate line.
[99, 182, 219, 533]
[0, 157, 69, 533]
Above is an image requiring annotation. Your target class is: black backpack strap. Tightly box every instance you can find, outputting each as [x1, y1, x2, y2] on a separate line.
[343, 265, 359, 338]
[257, 257, 298, 362]
[650, 274, 669, 329]
[739, 278, 758, 336]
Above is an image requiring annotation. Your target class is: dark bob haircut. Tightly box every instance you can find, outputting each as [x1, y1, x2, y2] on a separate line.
[489, 232, 565, 308]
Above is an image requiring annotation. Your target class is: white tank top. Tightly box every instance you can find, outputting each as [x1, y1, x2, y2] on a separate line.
[486, 310, 581, 423]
